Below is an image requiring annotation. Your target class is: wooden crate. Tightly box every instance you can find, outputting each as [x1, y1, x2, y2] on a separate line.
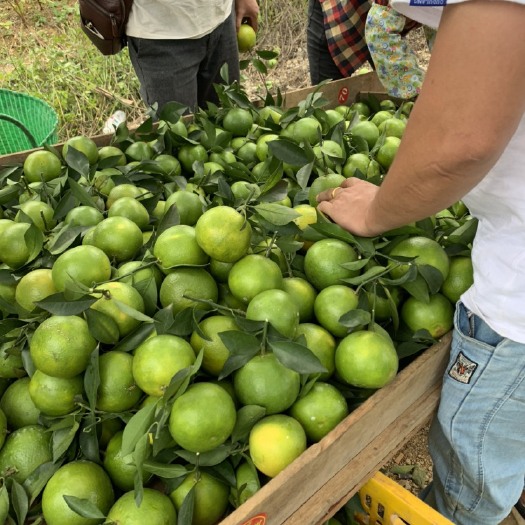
[0, 71, 449, 524]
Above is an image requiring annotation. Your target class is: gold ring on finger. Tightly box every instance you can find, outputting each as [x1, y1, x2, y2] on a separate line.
[331, 187, 341, 199]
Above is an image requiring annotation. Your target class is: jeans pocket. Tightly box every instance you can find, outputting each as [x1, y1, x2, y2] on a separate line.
[454, 302, 503, 350]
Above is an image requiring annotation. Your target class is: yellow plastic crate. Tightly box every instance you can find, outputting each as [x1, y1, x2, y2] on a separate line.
[358, 472, 454, 525]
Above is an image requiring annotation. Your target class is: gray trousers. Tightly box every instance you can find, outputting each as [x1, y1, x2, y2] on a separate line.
[127, 10, 240, 113]
[307, 0, 344, 85]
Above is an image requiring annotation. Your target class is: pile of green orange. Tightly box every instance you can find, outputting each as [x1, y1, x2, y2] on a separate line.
[0, 86, 476, 525]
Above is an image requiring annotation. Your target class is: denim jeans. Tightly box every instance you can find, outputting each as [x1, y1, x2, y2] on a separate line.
[127, 10, 240, 112]
[425, 302, 525, 524]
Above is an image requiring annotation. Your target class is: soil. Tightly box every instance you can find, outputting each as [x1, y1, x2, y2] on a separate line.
[381, 422, 433, 496]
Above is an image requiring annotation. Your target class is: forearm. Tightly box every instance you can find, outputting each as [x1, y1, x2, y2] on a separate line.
[317, 2, 525, 237]
[366, 2, 525, 233]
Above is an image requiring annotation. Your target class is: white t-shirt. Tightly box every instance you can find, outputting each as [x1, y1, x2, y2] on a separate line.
[392, 0, 525, 343]
[126, 0, 233, 40]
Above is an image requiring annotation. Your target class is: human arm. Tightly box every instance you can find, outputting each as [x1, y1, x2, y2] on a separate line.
[235, 0, 259, 31]
[318, 1, 525, 237]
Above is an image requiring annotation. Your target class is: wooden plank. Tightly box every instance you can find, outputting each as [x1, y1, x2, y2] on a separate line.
[220, 334, 451, 525]
[282, 72, 385, 110]
[287, 384, 440, 524]
[0, 72, 385, 165]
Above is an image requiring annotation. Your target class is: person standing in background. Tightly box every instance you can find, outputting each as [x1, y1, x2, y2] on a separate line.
[366, 1, 435, 100]
[317, 3, 525, 524]
[306, 0, 383, 85]
[125, 0, 259, 112]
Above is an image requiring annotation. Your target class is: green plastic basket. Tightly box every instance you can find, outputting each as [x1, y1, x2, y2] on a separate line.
[0, 89, 59, 156]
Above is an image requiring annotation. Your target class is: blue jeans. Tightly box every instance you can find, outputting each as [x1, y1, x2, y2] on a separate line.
[425, 302, 525, 524]
[127, 10, 240, 112]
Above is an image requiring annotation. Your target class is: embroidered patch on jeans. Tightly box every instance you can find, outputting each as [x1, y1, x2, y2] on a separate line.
[448, 351, 478, 384]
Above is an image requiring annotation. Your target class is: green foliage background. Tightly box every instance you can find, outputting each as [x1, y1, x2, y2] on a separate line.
[0, 0, 308, 142]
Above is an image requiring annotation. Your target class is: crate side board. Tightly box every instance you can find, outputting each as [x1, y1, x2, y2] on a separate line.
[287, 383, 441, 524]
[282, 72, 385, 110]
[0, 72, 385, 165]
[220, 333, 451, 525]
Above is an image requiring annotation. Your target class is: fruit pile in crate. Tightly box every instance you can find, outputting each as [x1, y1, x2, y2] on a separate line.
[0, 77, 476, 525]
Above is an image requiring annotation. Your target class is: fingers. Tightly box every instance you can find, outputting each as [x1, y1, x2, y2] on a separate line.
[315, 177, 363, 204]
[235, 0, 259, 31]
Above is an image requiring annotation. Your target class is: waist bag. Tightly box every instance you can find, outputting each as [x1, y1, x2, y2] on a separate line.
[79, 0, 134, 55]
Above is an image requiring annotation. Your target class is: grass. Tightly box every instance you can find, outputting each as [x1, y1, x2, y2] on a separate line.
[0, 0, 308, 143]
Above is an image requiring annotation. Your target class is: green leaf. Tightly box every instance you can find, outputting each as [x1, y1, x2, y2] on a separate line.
[24, 224, 44, 264]
[24, 461, 62, 505]
[338, 309, 371, 329]
[111, 299, 154, 323]
[176, 444, 233, 467]
[418, 264, 444, 294]
[389, 464, 415, 476]
[258, 179, 289, 205]
[447, 217, 478, 245]
[310, 221, 357, 244]
[121, 400, 159, 456]
[257, 158, 284, 191]
[0, 319, 25, 338]
[252, 58, 268, 75]
[83, 346, 100, 412]
[158, 365, 193, 403]
[402, 275, 430, 303]
[231, 405, 266, 443]
[67, 177, 98, 207]
[0, 184, 21, 206]
[132, 276, 158, 316]
[79, 417, 100, 463]
[256, 49, 279, 60]
[132, 432, 150, 493]
[64, 147, 90, 177]
[85, 308, 120, 344]
[379, 263, 418, 286]
[270, 341, 328, 375]
[218, 331, 261, 379]
[157, 203, 180, 235]
[0, 481, 9, 523]
[46, 225, 85, 255]
[63, 496, 107, 520]
[112, 322, 156, 353]
[158, 102, 188, 123]
[396, 340, 431, 360]
[178, 485, 195, 525]
[142, 461, 188, 479]
[295, 162, 314, 190]
[268, 139, 310, 167]
[35, 292, 97, 315]
[52, 420, 80, 462]
[11, 479, 28, 525]
[253, 203, 300, 226]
